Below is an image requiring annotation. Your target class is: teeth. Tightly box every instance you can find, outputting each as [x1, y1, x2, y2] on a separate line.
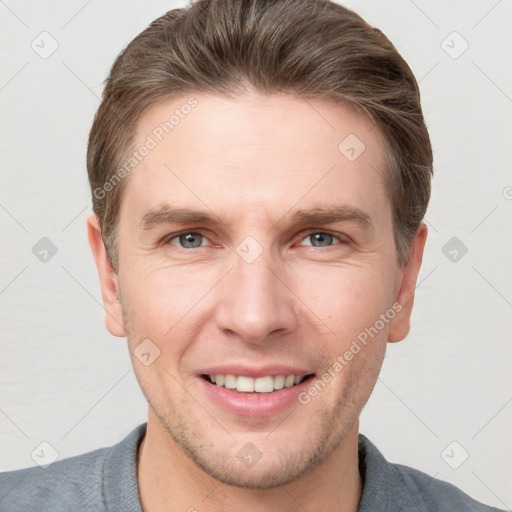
[209, 374, 306, 393]
[236, 376, 254, 393]
[224, 374, 237, 390]
[273, 375, 285, 390]
[254, 376, 274, 393]
[284, 375, 295, 388]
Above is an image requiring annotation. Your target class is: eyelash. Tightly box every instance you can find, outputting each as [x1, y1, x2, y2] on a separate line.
[161, 229, 349, 250]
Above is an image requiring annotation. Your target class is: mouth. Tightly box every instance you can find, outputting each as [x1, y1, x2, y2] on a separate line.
[200, 373, 316, 393]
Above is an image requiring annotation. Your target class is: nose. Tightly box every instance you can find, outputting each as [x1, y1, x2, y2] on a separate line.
[214, 243, 297, 346]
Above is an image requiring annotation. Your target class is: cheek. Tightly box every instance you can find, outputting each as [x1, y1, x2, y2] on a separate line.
[123, 269, 191, 402]
[121, 264, 217, 386]
[295, 264, 394, 344]
[122, 263, 200, 334]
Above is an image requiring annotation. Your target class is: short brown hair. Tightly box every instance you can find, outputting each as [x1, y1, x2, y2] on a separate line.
[87, 0, 433, 271]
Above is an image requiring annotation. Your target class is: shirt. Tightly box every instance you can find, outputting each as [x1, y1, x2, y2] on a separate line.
[0, 422, 505, 511]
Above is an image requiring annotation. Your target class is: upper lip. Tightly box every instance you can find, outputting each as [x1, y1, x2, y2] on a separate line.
[198, 364, 314, 379]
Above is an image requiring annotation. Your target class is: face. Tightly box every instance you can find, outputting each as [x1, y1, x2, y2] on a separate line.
[89, 91, 426, 489]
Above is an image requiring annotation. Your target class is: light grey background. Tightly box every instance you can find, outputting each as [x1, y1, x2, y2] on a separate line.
[1, 0, 511, 508]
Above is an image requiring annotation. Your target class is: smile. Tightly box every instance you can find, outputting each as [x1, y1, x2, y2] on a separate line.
[201, 374, 314, 393]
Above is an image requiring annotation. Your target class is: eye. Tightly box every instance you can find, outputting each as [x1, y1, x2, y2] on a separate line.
[297, 231, 346, 248]
[165, 231, 208, 249]
[162, 230, 347, 250]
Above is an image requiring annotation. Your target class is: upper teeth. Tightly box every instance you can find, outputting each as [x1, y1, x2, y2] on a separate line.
[209, 374, 304, 393]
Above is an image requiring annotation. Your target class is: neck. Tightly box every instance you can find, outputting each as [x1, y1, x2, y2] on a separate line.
[137, 409, 362, 512]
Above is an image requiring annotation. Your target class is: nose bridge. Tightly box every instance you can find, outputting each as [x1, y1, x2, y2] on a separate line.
[215, 237, 296, 343]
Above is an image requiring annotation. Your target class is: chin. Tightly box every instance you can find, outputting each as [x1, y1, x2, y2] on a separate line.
[159, 407, 349, 490]
[188, 453, 316, 490]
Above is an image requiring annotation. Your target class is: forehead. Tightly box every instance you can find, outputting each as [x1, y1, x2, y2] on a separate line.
[121, 92, 389, 225]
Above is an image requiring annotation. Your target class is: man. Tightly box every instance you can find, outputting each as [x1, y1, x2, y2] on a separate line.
[0, 0, 505, 510]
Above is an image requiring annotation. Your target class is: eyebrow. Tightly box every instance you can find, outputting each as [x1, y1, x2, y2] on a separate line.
[140, 204, 371, 231]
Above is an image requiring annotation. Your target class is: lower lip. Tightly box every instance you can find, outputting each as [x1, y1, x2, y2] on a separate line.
[199, 375, 314, 417]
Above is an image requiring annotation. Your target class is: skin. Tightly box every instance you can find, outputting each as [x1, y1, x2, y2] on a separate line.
[88, 91, 427, 512]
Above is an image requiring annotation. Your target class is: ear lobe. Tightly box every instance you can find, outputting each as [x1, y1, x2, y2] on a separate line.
[388, 222, 428, 343]
[87, 213, 126, 338]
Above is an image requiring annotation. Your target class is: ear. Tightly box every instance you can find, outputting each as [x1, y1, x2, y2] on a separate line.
[87, 213, 126, 337]
[388, 222, 428, 343]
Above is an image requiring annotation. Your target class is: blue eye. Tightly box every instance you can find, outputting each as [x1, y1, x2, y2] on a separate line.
[163, 230, 346, 251]
[168, 232, 205, 249]
[308, 232, 335, 247]
[299, 232, 343, 248]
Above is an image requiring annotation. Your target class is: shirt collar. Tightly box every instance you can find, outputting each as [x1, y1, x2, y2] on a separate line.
[357, 433, 391, 511]
[103, 423, 146, 512]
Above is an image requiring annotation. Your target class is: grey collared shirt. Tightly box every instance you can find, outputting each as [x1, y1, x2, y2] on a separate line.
[0, 423, 505, 511]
